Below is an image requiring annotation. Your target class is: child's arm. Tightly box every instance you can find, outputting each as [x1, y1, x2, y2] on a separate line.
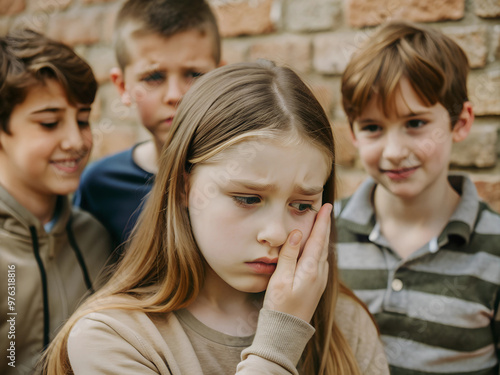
[236, 204, 332, 374]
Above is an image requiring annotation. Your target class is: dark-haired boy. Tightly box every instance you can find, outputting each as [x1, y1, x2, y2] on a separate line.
[337, 21, 500, 374]
[74, 0, 223, 248]
[0, 29, 111, 374]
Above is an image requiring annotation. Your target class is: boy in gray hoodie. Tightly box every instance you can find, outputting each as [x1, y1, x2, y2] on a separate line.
[0, 29, 112, 374]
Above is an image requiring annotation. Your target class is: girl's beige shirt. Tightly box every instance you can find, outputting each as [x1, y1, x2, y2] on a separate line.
[67, 294, 389, 374]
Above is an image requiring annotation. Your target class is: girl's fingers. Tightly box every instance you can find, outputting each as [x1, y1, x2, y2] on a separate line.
[263, 230, 303, 311]
[271, 230, 303, 282]
[299, 203, 332, 264]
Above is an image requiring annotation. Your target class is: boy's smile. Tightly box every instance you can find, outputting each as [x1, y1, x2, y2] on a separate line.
[0, 79, 92, 222]
[352, 77, 471, 201]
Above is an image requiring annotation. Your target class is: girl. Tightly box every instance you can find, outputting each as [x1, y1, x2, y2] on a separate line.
[42, 61, 388, 374]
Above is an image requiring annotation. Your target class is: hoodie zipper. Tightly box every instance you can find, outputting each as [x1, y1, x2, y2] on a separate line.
[29, 226, 50, 349]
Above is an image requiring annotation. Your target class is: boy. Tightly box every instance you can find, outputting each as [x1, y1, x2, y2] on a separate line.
[73, 0, 223, 248]
[0, 29, 112, 374]
[337, 21, 500, 374]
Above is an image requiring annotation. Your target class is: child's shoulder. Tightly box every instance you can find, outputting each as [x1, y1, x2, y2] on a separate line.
[67, 307, 174, 374]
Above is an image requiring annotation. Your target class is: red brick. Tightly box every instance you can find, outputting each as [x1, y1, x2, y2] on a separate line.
[469, 70, 500, 116]
[214, 0, 275, 37]
[469, 173, 500, 213]
[249, 34, 311, 73]
[46, 7, 104, 46]
[85, 45, 117, 83]
[492, 25, 500, 62]
[285, 0, 342, 32]
[101, 3, 120, 44]
[222, 39, 249, 65]
[10, 11, 48, 33]
[443, 25, 488, 68]
[451, 124, 498, 168]
[0, 0, 25, 15]
[27, 0, 71, 13]
[82, 0, 116, 4]
[313, 31, 362, 75]
[347, 0, 465, 28]
[310, 82, 335, 117]
[90, 123, 137, 160]
[474, 0, 500, 18]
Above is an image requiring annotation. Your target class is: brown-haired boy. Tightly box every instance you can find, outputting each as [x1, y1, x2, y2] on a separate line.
[73, 0, 223, 248]
[337, 21, 500, 374]
[0, 29, 112, 374]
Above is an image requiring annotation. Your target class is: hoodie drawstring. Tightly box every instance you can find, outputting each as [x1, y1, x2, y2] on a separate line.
[29, 226, 50, 349]
[66, 216, 95, 294]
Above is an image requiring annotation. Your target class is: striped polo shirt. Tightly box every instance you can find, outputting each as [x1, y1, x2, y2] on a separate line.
[336, 174, 500, 375]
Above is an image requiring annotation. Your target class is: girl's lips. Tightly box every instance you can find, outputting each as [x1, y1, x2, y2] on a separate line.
[246, 257, 278, 275]
[381, 166, 419, 180]
[246, 262, 277, 275]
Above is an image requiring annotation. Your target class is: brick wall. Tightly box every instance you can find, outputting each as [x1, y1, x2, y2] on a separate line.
[1, 0, 499, 211]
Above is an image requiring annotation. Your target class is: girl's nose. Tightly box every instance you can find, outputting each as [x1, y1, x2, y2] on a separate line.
[256, 209, 288, 248]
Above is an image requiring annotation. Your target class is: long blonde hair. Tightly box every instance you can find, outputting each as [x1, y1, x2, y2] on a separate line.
[42, 60, 361, 374]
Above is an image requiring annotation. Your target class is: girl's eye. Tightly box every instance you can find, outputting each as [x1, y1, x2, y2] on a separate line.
[407, 119, 427, 129]
[361, 124, 382, 133]
[232, 196, 261, 207]
[290, 202, 315, 214]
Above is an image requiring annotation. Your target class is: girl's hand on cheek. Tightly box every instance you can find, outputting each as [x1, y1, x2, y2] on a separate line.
[263, 203, 332, 322]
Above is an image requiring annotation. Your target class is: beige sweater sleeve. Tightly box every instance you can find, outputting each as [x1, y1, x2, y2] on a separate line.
[335, 296, 390, 375]
[237, 309, 315, 375]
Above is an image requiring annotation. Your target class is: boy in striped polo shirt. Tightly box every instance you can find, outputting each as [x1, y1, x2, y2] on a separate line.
[337, 21, 500, 374]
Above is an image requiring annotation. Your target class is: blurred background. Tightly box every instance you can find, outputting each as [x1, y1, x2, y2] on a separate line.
[1, 0, 499, 210]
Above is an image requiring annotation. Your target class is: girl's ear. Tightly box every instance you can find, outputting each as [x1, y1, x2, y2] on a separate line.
[110, 67, 132, 106]
[452, 101, 474, 143]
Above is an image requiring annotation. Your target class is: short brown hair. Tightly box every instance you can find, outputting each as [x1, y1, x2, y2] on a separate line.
[113, 0, 221, 70]
[342, 21, 469, 128]
[0, 29, 97, 134]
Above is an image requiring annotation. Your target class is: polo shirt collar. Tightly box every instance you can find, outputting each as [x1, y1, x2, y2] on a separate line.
[441, 173, 479, 244]
[338, 174, 479, 243]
